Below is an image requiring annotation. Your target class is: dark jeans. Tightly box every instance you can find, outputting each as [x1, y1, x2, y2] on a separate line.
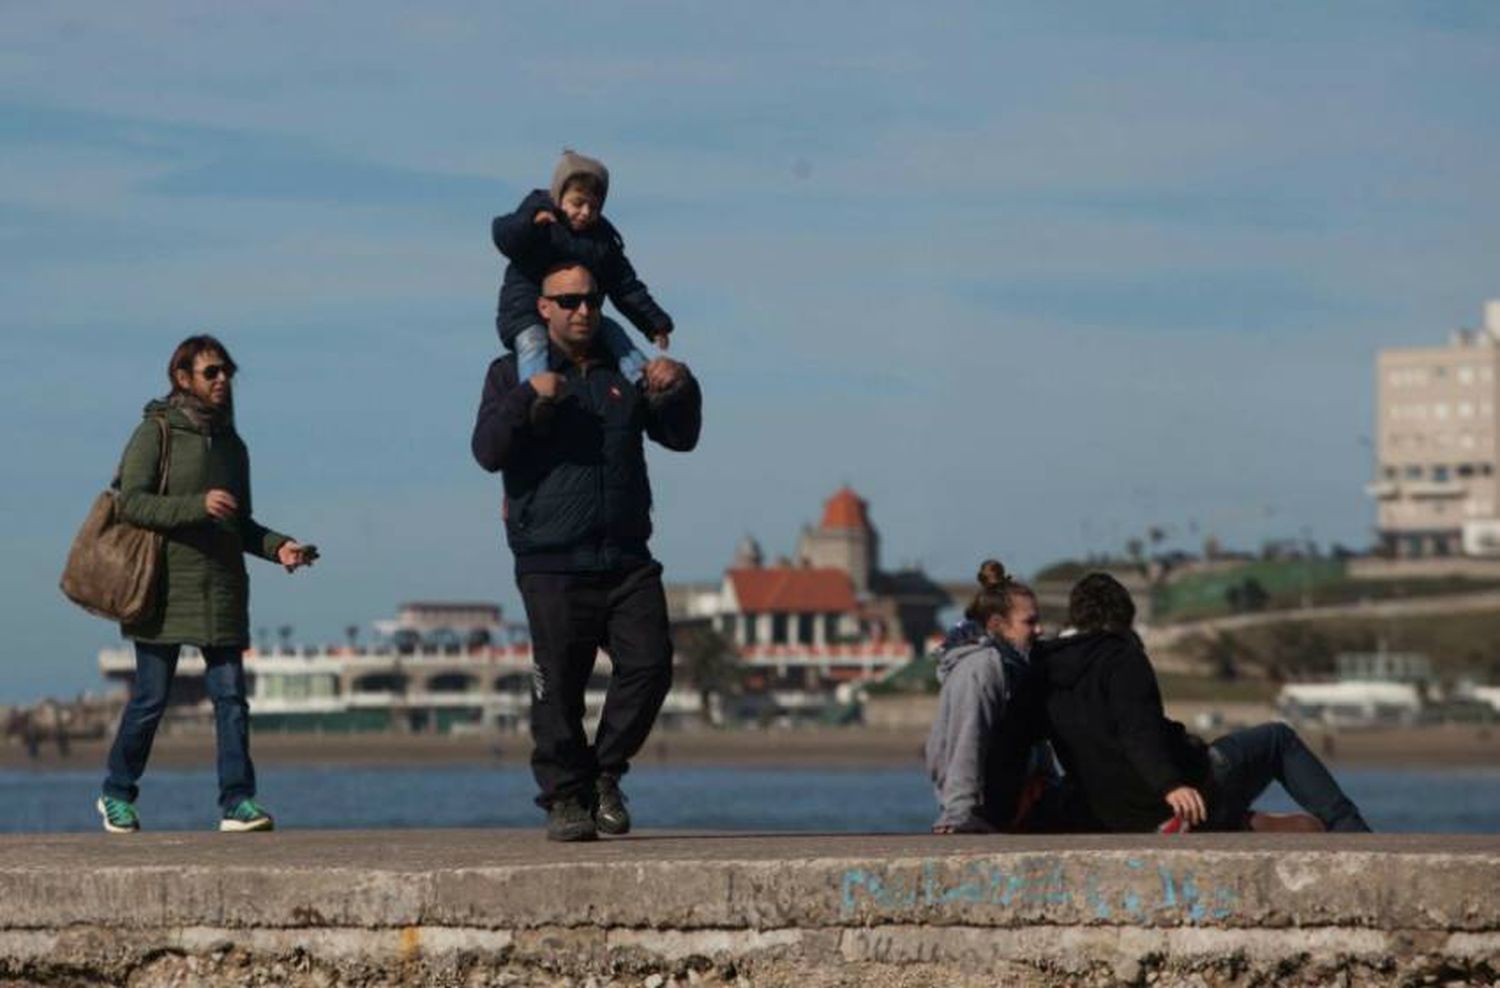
[518, 561, 673, 808]
[103, 641, 256, 812]
[1207, 722, 1370, 832]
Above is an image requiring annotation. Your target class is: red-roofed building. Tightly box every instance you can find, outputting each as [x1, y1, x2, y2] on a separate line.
[797, 486, 881, 593]
[820, 486, 872, 530]
[719, 566, 859, 648]
[665, 486, 951, 723]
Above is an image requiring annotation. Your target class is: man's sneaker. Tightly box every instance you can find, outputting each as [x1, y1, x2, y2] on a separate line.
[96, 795, 140, 834]
[594, 775, 631, 836]
[546, 795, 598, 842]
[220, 798, 274, 833]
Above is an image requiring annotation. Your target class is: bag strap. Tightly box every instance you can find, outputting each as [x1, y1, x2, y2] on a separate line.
[111, 416, 173, 494]
[152, 416, 172, 495]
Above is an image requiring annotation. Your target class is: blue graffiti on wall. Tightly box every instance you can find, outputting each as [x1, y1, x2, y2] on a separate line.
[837, 857, 1237, 923]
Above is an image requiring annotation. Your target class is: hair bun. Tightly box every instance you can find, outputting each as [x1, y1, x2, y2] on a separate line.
[976, 558, 1009, 590]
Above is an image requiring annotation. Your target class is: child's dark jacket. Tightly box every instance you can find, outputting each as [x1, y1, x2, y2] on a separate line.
[492, 189, 673, 349]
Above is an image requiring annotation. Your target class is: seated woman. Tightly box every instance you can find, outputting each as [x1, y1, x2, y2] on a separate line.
[925, 560, 1054, 833]
[1042, 572, 1370, 833]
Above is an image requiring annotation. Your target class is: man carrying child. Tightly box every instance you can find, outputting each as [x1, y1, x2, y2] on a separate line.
[471, 260, 702, 841]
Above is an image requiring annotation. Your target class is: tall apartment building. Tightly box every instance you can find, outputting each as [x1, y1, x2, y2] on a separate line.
[1370, 300, 1500, 557]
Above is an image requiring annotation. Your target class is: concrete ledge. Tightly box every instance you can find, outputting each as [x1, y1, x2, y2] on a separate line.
[1, 832, 1497, 986]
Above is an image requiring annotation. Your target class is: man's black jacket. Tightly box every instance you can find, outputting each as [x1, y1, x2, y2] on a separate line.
[470, 340, 701, 574]
[492, 189, 673, 349]
[1040, 630, 1211, 832]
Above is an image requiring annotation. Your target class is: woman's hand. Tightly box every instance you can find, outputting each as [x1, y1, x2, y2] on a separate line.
[1164, 786, 1207, 826]
[277, 541, 312, 572]
[204, 489, 238, 519]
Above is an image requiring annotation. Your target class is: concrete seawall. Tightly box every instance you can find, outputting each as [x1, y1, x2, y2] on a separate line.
[1, 832, 1497, 986]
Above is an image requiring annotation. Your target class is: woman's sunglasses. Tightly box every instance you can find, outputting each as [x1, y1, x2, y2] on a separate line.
[197, 363, 236, 382]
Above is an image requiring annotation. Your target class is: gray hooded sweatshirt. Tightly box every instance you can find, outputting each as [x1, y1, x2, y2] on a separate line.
[925, 633, 1024, 832]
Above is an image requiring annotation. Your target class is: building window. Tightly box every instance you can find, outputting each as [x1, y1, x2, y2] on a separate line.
[771, 613, 788, 644]
[744, 614, 758, 646]
[1458, 464, 1476, 478]
[1384, 465, 1398, 480]
[1434, 465, 1451, 482]
[796, 613, 814, 645]
[823, 613, 841, 643]
[1405, 465, 1424, 480]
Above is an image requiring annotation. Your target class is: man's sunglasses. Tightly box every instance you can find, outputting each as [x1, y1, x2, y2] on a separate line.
[197, 363, 236, 381]
[544, 292, 604, 311]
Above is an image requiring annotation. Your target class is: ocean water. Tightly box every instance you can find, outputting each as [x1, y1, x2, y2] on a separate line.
[0, 764, 1497, 833]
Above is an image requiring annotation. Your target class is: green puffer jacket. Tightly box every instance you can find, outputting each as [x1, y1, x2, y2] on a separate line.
[116, 399, 290, 646]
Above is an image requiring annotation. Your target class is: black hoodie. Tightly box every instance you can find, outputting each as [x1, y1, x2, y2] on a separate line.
[1040, 630, 1211, 832]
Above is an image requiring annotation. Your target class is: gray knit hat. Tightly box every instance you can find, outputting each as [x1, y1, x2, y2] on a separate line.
[550, 149, 609, 206]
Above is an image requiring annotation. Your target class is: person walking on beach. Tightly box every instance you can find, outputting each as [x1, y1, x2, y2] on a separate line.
[926, 560, 1055, 833]
[97, 335, 315, 834]
[471, 260, 702, 841]
[1042, 572, 1371, 833]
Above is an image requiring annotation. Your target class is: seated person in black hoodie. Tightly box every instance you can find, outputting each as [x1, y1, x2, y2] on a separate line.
[1042, 572, 1370, 833]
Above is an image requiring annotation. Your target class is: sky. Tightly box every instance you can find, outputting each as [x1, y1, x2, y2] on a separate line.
[2, 3, 1498, 702]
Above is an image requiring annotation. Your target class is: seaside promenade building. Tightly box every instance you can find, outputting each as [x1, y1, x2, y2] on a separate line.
[98, 602, 706, 734]
[668, 486, 950, 720]
[1370, 299, 1500, 558]
[97, 489, 947, 731]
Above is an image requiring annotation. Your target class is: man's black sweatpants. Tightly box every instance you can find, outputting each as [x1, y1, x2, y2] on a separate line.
[517, 561, 674, 807]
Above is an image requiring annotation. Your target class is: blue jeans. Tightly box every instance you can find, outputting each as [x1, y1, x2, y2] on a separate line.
[1207, 722, 1370, 832]
[103, 642, 256, 812]
[515, 318, 648, 383]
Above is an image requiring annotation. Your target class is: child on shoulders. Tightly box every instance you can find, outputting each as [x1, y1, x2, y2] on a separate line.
[491, 149, 673, 419]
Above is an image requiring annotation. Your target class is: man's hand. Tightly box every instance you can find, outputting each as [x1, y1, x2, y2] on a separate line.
[642, 358, 685, 394]
[652, 332, 671, 351]
[204, 489, 238, 520]
[1164, 786, 1207, 827]
[528, 371, 564, 400]
[532, 209, 556, 226]
[277, 541, 313, 572]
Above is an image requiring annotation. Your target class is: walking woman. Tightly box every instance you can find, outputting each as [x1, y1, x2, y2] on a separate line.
[97, 335, 314, 833]
[1043, 572, 1370, 833]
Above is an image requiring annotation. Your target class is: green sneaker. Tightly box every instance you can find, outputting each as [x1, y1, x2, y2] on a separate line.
[219, 798, 274, 833]
[96, 795, 140, 834]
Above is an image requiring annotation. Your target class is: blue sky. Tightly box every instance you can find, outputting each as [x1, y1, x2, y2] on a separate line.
[2, 3, 1498, 701]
